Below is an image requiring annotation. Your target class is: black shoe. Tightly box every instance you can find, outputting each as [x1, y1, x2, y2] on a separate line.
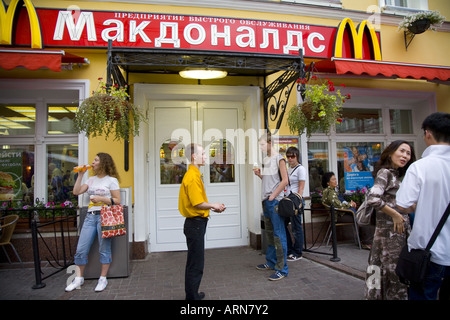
[198, 292, 205, 300]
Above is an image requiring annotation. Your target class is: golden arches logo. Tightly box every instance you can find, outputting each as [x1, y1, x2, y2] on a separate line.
[0, 0, 42, 49]
[334, 18, 381, 61]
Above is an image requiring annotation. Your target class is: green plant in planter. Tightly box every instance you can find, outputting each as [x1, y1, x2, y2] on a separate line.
[287, 77, 348, 138]
[398, 10, 445, 35]
[74, 78, 146, 141]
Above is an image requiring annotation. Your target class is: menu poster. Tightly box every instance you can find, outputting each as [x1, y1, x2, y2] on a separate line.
[0, 150, 23, 201]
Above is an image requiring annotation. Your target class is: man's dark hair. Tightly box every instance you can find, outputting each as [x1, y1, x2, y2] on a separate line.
[422, 112, 450, 144]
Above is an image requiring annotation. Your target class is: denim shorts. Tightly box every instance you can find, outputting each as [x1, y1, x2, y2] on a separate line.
[74, 212, 112, 265]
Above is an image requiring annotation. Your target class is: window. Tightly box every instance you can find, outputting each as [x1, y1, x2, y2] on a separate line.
[159, 139, 187, 185]
[281, 0, 342, 8]
[336, 108, 383, 134]
[380, 0, 428, 12]
[307, 142, 328, 193]
[0, 104, 36, 135]
[209, 139, 235, 183]
[0, 80, 86, 206]
[47, 104, 77, 134]
[390, 109, 413, 134]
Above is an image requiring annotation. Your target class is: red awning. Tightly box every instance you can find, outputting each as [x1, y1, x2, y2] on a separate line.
[0, 49, 89, 72]
[313, 58, 450, 82]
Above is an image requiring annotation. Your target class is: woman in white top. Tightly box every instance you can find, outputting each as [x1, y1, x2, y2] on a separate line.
[284, 147, 306, 261]
[65, 153, 121, 292]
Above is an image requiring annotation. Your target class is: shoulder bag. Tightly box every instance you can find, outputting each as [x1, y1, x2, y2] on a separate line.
[395, 203, 450, 286]
[101, 198, 126, 238]
[278, 165, 304, 218]
[356, 194, 375, 226]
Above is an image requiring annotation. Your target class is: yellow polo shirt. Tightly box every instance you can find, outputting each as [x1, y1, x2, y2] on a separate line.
[178, 165, 209, 218]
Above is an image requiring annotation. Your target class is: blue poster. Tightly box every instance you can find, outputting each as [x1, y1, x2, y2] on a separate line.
[343, 146, 376, 191]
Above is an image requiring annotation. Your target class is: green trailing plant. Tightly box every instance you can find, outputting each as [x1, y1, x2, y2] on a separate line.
[74, 78, 146, 141]
[287, 76, 348, 138]
[398, 10, 445, 35]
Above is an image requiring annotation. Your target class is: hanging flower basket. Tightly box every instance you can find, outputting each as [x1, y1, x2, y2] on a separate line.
[74, 78, 146, 141]
[287, 77, 348, 138]
[398, 10, 445, 36]
[407, 18, 431, 34]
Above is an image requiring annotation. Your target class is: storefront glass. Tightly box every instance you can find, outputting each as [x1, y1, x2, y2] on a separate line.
[47, 104, 77, 134]
[307, 142, 328, 193]
[0, 104, 36, 135]
[0, 145, 34, 206]
[46, 144, 79, 204]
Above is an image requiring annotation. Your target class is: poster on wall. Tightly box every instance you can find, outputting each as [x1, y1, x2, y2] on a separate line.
[342, 145, 377, 191]
[0, 150, 23, 201]
[272, 136, 300, 159]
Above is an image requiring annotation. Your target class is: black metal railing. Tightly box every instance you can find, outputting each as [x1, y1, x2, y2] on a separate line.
[1, 205, 79, 289]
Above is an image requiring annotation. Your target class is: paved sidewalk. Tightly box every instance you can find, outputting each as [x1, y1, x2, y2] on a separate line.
[0, 243, 368, 300]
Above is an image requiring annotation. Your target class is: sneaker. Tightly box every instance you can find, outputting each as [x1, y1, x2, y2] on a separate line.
[287, 254, 303, 261]
[256, 263, 271, 271]
[65, 276, 84, 292]
[268, 271, 286, 281]
[94, 277, 108, 292]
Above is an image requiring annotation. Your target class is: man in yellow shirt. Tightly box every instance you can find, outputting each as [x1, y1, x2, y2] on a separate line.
[179, 143, 225, 300]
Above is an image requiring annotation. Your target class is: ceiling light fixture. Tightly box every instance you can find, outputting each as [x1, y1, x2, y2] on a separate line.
[179, 69, 228, 80]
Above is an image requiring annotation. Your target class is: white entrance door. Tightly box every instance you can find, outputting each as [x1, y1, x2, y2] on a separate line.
[152, 100, 246, 252]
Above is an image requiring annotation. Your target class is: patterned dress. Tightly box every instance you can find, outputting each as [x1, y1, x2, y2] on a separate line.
[364, 168, 410, 300]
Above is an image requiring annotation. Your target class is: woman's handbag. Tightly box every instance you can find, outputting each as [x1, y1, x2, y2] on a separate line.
[356, 195, 375, 226]
[395, 203, 450, 286]
[100, 198, 126, 238]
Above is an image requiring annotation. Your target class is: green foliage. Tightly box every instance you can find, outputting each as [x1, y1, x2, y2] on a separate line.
[74, 78, 146, 141]
[287, 78, 348, 138]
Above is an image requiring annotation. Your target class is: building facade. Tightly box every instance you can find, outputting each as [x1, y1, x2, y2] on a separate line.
[1, 0, 449, 259]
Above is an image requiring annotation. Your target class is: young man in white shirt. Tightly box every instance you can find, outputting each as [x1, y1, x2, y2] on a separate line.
[396, 112, 450, 300]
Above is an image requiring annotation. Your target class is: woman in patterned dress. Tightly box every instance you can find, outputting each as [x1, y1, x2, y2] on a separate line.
[364, 140, 416, 300]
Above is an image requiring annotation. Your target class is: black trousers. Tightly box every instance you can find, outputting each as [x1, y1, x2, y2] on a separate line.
[184, 217, 208, 300]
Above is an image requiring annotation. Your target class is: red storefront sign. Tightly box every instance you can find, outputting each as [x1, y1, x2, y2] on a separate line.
[13, 8, 340, 58]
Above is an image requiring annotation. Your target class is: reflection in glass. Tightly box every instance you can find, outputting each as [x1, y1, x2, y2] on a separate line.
[160, 139, 187, 184]
[48, 104, 77, 134]
[0, 145, 34, 206]
[307, 142, 328, 194]
[47, 144, 79, 203]
[390, 109, 413, 134]
[0, 104, 36, 135]
[336, 108, 383, 134]
[336, 142, 383, 192]
[209, 139, 235, 183]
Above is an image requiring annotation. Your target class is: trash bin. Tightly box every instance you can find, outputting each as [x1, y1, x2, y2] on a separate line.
[78, 206, 130, 279]
[260, 213, 267, 254]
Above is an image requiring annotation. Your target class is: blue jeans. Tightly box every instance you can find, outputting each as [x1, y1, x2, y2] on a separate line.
[409, 261, 450, 300]
[262, 199, 288, 276]
[285, 201, 304, 257]
[74, 213, 112, 265]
